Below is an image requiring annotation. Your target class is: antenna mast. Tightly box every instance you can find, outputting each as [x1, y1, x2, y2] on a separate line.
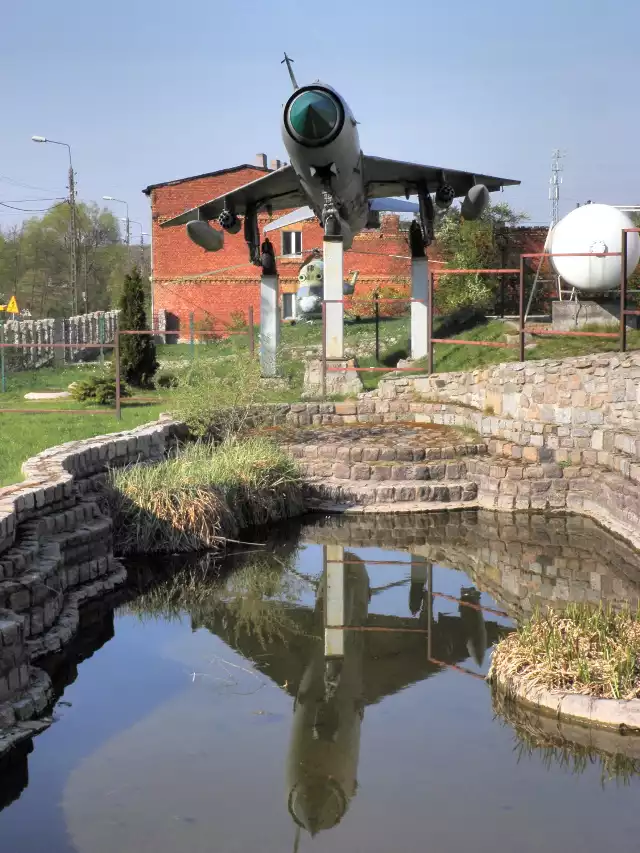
[549, 149, 564, 226]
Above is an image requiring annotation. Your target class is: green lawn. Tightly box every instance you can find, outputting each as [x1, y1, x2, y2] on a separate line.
[0, 316, 638, 488]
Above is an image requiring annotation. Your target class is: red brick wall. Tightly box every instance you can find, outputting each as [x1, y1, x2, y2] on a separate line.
[148, 167, 545, 332]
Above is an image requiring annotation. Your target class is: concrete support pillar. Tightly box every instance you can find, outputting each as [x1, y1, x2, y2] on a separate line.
[323, 236, 344, 359]
[411, 257, 429, 361]
[324, 544, 345, 658]
[260, 273, 280, 377]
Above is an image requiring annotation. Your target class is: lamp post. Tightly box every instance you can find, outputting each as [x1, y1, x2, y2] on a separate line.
[32, 135, 78, 315]
[103, 196, 130, 247]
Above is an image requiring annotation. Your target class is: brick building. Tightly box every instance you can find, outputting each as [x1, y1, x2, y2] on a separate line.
[143, 156, 546, 334]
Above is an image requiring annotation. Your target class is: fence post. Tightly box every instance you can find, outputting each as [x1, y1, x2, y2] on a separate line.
[248, 305, 255, 357]
[427, 272, 434, 375]
[374, 292, 380, 363]
[0, 314, 5, 394]
[114, 331, 122, 421]
[189, 312, 195, 359]
[99, 314, 105, 364]
[621, 230, 628, 354]
[321, 301, 327, 400]
[519, 255, 526, 362]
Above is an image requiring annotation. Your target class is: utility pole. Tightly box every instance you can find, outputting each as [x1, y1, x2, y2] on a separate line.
[68, 161, 78, 315]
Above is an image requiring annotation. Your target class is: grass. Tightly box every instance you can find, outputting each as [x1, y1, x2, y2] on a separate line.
[1, 315, 640, 488]
[489, 603, 640, 700]
[107, 437, 303, 554]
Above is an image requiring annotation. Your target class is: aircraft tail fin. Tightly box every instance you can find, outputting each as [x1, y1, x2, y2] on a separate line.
[281, 52, 299, 90]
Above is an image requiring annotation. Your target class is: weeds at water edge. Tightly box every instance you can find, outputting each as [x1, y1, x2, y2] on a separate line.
[489, 603, 640, 700]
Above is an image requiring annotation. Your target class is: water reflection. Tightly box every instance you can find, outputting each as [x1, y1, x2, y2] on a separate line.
[492, 689, 640, 786]
[143, 542, 507, 842]
[3, 510, 640, 851]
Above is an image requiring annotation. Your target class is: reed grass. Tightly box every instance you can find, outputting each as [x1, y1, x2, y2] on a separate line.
[489, 603, 640, 700]
[108, 437, 303, 554]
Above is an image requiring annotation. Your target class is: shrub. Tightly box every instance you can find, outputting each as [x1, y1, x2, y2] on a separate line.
[170, 353, 267, 439]
[118, 266, 158, 387]
[227, 310, 247, 332]
[194, 314, 221, 345]
[346, 285, 408, 320]
[155, 372, 179, 389]
[70, 373, 130, 405]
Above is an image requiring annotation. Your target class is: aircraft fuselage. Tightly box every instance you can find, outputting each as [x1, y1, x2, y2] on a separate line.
[281, 83, 368, 249]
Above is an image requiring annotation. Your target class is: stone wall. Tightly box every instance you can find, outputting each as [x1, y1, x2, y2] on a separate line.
[0, 417, 182, 751]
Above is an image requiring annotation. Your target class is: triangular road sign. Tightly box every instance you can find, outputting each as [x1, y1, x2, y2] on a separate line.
[5, 296, 18, 314]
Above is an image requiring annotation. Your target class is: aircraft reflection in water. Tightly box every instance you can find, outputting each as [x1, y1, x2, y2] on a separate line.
[200, 546, 505, 842]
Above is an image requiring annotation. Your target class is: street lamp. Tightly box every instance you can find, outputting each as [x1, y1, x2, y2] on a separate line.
[103, 196, 130, 246]
[32, 135, 78, 314]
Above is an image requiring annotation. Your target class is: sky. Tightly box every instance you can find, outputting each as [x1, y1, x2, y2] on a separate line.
[1, 0, 638, 240]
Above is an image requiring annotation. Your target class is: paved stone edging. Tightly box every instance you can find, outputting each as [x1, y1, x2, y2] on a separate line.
[0, 417, 186, 754]
[491, 674, 640, 732]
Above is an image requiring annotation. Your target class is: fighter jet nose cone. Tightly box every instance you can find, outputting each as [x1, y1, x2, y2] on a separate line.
[288, 779, 348, 835]
[286, 88, 342, 146]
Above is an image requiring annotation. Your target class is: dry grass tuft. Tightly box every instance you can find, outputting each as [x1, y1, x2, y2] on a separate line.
[489, 604, 640, 700]
[108, 437, 303, 554]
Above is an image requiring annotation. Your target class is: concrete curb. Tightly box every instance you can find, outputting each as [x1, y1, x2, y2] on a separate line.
[491, 673, 640, 733]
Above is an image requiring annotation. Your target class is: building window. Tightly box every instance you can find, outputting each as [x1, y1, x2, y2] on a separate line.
[282, 231, 302, 256]
[282, 292, 296, 320]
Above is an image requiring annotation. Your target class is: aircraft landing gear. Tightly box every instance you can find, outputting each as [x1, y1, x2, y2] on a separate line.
[322, 191, 342, 237]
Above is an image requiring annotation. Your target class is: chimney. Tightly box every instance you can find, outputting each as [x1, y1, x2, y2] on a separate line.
[255, 153, 268, 169]
[270, 159, 283, 170]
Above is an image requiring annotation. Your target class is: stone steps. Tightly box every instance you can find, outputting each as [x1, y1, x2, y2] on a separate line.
[303, 478, 478, 507]
[283, 441, 487, 464]
[298, 458, 470, 482]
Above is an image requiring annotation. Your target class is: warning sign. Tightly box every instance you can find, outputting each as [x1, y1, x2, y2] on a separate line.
[5, 296, 18, 314]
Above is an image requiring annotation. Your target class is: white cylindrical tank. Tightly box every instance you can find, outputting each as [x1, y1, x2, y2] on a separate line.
[548, 204, 640, 293]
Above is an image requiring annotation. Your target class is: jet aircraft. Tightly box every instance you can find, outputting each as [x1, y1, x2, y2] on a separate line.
[161, 55, 519, 267]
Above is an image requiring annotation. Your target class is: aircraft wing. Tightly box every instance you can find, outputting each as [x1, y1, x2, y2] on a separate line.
[363, 154, 520, 199]
[263, 197, 419, 233]
[160, 165, 307, 227]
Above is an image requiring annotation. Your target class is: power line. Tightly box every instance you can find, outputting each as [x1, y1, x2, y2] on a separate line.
[0, 197, 66, 203]
[0, 200, 68, 212]
[0, 175, 64, 193]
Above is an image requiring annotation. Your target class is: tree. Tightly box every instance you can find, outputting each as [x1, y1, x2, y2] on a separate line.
[434, 202, 528, 314]
[118, 266, 158, 387]
[0, 202, 132, 317]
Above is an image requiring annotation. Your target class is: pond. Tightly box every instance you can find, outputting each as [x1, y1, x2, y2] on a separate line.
[2, 510, 640, 853]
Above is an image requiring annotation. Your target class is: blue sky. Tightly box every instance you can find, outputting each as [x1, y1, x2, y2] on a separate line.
[1, 0, 637, 239]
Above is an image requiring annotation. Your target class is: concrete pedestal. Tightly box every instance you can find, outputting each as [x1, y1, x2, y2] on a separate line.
[410, 258, 429, 360]
[302, 358, 364, 399]
[552, 300, 639, 331]
[324, 237, 344, 359]
[260, 274, 280, 377]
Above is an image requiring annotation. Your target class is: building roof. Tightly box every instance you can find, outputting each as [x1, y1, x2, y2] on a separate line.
[142, 163, 270, 196]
